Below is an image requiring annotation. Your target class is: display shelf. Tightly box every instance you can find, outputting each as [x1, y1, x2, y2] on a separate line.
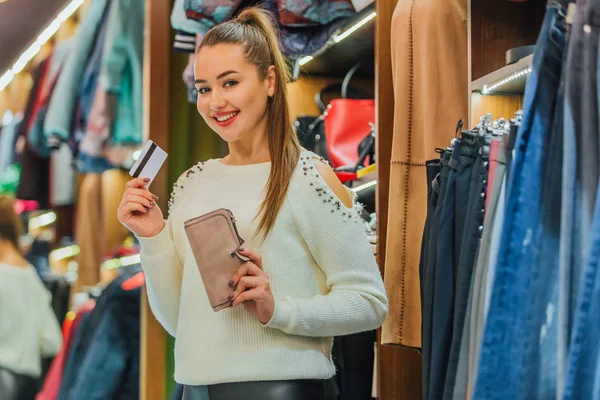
[290, 2, 375, 80]
[470, 54, 533, 95]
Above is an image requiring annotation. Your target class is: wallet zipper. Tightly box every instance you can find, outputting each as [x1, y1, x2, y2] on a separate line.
[226, 209, 245, 246]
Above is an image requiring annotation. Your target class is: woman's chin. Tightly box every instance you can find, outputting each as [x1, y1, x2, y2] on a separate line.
[215, 130, 242, 143]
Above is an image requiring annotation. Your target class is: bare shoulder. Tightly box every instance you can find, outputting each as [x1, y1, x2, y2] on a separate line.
[311, 158, 353, 208]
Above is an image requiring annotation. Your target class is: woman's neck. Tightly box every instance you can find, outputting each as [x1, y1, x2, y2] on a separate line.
[224, 135, 271, 166]
[0, 241, 28, 268]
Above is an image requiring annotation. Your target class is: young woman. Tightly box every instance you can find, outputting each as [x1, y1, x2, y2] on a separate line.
[117, 7, 387, 400]
[0, 196, 62, 399]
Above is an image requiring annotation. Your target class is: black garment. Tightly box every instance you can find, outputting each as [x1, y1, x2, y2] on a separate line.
[42, 275, 71, 323]
[15, 145, 50, 209]
[452, 136, 479, 275]
[421, 151, 450, 400]
[184, 378, 339, 400]
[332, 330, 376, 400]
[26, 239, 51, 278]
[420, 158, 442, 308]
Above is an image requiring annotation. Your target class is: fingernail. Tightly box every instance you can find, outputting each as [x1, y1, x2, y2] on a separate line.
[228, 293, 234, 300]
[228, 279, 235, 287]
[149, 201, 155, 206]
[152, 194, 159, 200]
[143, 178, 151, 183]
[239, 248, 244, 252]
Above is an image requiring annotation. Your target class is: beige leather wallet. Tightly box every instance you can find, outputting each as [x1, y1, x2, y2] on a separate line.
[184, 208, 250, 311]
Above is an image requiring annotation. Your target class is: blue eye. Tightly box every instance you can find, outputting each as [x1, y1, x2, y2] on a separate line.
[197, 87, 210, 95]
[224, 80, 238, 88]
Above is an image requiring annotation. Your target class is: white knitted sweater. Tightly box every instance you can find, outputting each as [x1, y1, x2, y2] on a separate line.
[138, 150, 387, 385]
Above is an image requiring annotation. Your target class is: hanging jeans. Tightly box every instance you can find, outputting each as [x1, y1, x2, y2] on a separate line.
[473, 2, 568, 399]
[444, 146, 488, 399]
[464, 138, 508, 396]
[560, 1, 600, 397]
[561, 0, 600, 397]
[421, 152, 450, 400]
[563, 177, 600, 400]
[428, 142, 461, 400]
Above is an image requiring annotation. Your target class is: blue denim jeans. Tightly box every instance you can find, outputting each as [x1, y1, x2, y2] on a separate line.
[473, 3, 568, 399]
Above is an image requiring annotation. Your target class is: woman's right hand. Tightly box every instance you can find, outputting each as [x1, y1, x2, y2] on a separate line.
[117, 178, 165, 238]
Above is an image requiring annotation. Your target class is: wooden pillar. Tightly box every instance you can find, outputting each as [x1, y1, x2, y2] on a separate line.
[141, 0, 172, 398]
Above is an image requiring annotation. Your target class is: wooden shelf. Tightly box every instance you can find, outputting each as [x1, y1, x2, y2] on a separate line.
[470, 54, 533, 95]
[291, 3, 375, 80]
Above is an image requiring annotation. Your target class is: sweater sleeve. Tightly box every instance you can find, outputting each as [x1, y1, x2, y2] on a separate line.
[136, 180, 185, 337]
[264, 155, 388, 337]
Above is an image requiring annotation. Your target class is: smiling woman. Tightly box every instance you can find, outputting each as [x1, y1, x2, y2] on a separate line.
[117, 5, 388, 400]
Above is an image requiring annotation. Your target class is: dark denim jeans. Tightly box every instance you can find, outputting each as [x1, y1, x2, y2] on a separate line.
[562, 0, 600, 398]
[444, 148, 487, 400]
[428, 142, 461, 400]
[473, 2, 568, 399]
[422, 153, 450, 400]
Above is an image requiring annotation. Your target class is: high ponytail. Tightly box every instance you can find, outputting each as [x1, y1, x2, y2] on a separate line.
[198, 7, 301, 242]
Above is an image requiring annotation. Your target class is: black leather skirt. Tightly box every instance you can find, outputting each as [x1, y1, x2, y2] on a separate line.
[183, 378, 339, 400]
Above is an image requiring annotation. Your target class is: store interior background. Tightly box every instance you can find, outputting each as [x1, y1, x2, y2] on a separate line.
[0, 0, 548, 398]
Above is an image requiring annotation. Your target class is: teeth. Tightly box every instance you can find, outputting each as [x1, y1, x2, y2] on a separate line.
[216, 112, 238, 122]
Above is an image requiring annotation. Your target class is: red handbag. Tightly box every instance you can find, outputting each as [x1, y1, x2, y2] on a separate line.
[323, 63, 375, 170]
[324, 98, 375, 169]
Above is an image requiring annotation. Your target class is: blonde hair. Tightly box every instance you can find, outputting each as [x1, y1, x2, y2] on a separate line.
[0, 196, 23, 251]
[199, 7, 301, 241]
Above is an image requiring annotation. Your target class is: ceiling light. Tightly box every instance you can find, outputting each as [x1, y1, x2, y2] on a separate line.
[0, 0, 84, 92]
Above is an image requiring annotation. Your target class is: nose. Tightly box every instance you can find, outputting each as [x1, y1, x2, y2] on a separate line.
[209, 89, 226, 112]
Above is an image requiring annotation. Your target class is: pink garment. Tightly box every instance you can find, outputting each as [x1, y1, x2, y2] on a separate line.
[79, 87, 117, 157]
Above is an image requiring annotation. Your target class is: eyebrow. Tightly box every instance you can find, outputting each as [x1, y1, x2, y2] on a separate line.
[195, 70, 238, 84]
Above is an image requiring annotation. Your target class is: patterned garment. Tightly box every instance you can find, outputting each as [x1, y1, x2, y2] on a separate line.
[277, 0, 355, 27]
[184, 0, 243, 26]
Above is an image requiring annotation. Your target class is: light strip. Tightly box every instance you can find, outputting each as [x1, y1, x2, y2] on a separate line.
[50, 245, 80, 261]
[353, 180, 377, 193]
[29, 211, 57, 230]
[299, 11, 376, 66]
[102, 254, 141, 270]
[0, 0, 84, 92]
[482, 67, 532, 95]
[334, 11, 376, 43]
[298, 56, 314, 66]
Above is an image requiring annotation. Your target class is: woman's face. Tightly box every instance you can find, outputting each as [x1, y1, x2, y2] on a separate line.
[194, 43, 275, 143]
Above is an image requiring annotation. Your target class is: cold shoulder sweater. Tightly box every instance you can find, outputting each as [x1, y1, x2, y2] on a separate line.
[137, 150, 387, 385]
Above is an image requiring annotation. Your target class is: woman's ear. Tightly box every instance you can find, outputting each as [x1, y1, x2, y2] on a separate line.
[267, 65, 276, 97]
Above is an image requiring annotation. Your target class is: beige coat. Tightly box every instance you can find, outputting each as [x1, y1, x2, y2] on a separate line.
[381, 0, 468, 348]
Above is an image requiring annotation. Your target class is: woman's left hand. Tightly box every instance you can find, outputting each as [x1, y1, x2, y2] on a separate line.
[231, 248, 275, 324]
